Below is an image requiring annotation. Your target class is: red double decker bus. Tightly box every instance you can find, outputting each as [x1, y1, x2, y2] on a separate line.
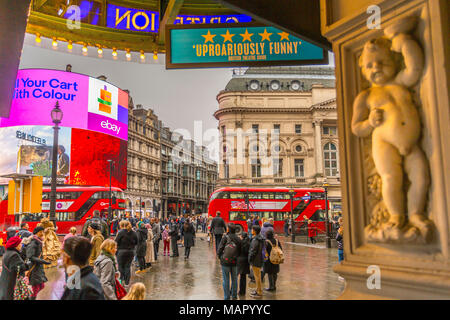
[0, 186, 126, 238]
[208, 187, 330, 234]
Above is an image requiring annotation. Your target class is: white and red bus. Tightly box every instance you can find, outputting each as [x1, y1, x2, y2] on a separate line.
[208, 187, 330, 234]
[0, 186, 126, 237]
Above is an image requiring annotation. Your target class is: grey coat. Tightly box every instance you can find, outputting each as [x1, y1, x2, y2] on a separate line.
[93, 254, 117, 300]
[152, 223, 161, 242]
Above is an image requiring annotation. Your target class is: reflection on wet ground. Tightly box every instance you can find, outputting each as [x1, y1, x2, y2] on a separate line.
[37, 234, 344, 300]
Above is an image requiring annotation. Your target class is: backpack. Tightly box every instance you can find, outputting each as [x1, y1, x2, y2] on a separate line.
[222, 235, 238, 264]
[267, 239, 284, 264]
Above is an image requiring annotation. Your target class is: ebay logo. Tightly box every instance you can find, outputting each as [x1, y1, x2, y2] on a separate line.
[101, 119, 122, 135]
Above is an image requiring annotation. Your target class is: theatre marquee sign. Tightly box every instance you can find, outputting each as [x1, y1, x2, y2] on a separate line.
[166, 24, 328, 69]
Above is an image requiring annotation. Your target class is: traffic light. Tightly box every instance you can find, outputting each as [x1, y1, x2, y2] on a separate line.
[141, 202, 145, 208]
[112, 196, 117, 205]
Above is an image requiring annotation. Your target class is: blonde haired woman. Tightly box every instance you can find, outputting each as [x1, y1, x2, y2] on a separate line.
[122, 282, 146, 300]
[63, 227, 77, 249]
[115, 220, 138, 287]
[94, 239, 118, 300]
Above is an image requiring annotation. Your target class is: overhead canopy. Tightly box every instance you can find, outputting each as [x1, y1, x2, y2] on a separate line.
[213, 0, 331, 51]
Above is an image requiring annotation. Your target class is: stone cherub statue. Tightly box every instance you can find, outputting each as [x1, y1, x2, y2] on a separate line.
[351, 17, 432, 243]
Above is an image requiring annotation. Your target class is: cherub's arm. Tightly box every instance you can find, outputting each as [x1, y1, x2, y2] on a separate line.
[391, 33, 423, 87]
[351, 91, 372, 138]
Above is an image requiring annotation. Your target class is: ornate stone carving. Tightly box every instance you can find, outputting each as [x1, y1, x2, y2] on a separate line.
[351, 16, 433, 244]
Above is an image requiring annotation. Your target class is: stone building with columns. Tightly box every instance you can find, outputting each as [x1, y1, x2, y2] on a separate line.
[125, 103, 162, 217]
[214, 66, 342, 212]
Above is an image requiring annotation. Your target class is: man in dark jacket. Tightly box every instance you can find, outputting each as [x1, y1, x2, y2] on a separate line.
[152, 218, 162, 261]
[211, 211, 227, 254]
[169, 218, 179, 257]
[248, 225, 264, 297]
[61, 236, 105, 300]
[26, 226, 51, 299]
[217, 223, 241, 300]
[135, 221, 148, 274]
[237, 232, 251, 296]
[82, 210, 110, 240]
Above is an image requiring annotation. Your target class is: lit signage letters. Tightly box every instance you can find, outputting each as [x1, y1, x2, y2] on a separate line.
[106, 4, 251, 33]
[16, 130, 47, 145]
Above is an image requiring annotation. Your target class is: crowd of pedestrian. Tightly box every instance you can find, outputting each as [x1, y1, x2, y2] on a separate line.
[0, 209, 344, 300]
[212, 211, 284, 300]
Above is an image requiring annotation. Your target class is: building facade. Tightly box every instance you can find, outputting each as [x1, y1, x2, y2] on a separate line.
[125, 103, 162, 217]
[160, 126, 218, 218]
[214, 66, 341, 212]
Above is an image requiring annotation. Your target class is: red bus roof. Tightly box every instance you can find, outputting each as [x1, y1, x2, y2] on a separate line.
[41, 186, 124, 192]
[212, 187, 325, 193]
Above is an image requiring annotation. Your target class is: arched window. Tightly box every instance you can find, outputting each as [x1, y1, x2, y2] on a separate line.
[324, 143, 339, 176]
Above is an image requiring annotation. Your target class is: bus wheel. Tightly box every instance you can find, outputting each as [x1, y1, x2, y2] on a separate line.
[236, 224, 243, 234]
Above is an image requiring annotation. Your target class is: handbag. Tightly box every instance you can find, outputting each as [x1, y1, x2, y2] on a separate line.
[115, 278, 127, 300]
[14, 268, 33, 300]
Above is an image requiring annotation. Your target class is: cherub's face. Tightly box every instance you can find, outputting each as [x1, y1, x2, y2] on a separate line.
[361, 49, 396, 85]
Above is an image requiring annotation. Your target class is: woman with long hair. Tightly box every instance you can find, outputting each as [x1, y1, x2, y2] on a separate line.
[94, 239, 118, 300]
[115, 220, 138, 287]
[122, 282, 146, 300]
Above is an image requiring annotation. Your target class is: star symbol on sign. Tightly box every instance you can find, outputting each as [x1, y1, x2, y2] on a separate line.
[221, 30, 235, 43]
[259, 28, 272, 41]
[240, 29, 253, 42]
[278, 31, 290, 41]
[202, 30, 216, 43]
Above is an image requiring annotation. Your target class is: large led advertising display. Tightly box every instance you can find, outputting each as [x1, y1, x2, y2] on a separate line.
[0, 69, 128, 141]
[0, 69, 128, 189]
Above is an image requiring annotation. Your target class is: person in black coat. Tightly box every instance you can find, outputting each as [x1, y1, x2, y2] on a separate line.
[217, 223, 241, 300]
[211, 211, 227, 254]
[0, 236, 29, 300]
[61, 236, 105, 300]
[115, 220, 138, 286]
[183, 220, 196, 260]
[237, 232, 251, 296]
[135, 221, 148, 274]
[263, 230, 282, 291]
[248, 225, 264, 297]
[26, 226, 51, 299]
[169, 218, 179, 257]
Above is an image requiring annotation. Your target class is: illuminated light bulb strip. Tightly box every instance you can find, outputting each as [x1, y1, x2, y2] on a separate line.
[32, 35, 155, 63]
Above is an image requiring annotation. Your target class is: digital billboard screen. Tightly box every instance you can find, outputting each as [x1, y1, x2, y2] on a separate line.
[0, 69, 128, 189]
[0, 69, 128, 141]
[0, 125, 127, 189]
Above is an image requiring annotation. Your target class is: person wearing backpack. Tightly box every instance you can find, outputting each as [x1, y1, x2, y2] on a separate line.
[217, 223, 241, 300]
[248, 225, 264, 298]
[263, 230, 283, 291]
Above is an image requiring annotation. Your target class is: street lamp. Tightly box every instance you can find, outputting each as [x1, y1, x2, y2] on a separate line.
[323, 177, 331, 248]
[289, 189, 296, 243]
[49, 101, 63, 227]
[107, 159, 115, 221]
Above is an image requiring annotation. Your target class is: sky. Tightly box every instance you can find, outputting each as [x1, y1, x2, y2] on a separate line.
[19, 34, 234, 161]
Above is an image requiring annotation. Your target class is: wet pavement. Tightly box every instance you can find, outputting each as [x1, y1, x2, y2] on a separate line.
[36, 234, 344, 300]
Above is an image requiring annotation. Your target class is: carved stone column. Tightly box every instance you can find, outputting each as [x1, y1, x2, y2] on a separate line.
[321, 0, 450, 299]
[313, 120, 324, 176]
